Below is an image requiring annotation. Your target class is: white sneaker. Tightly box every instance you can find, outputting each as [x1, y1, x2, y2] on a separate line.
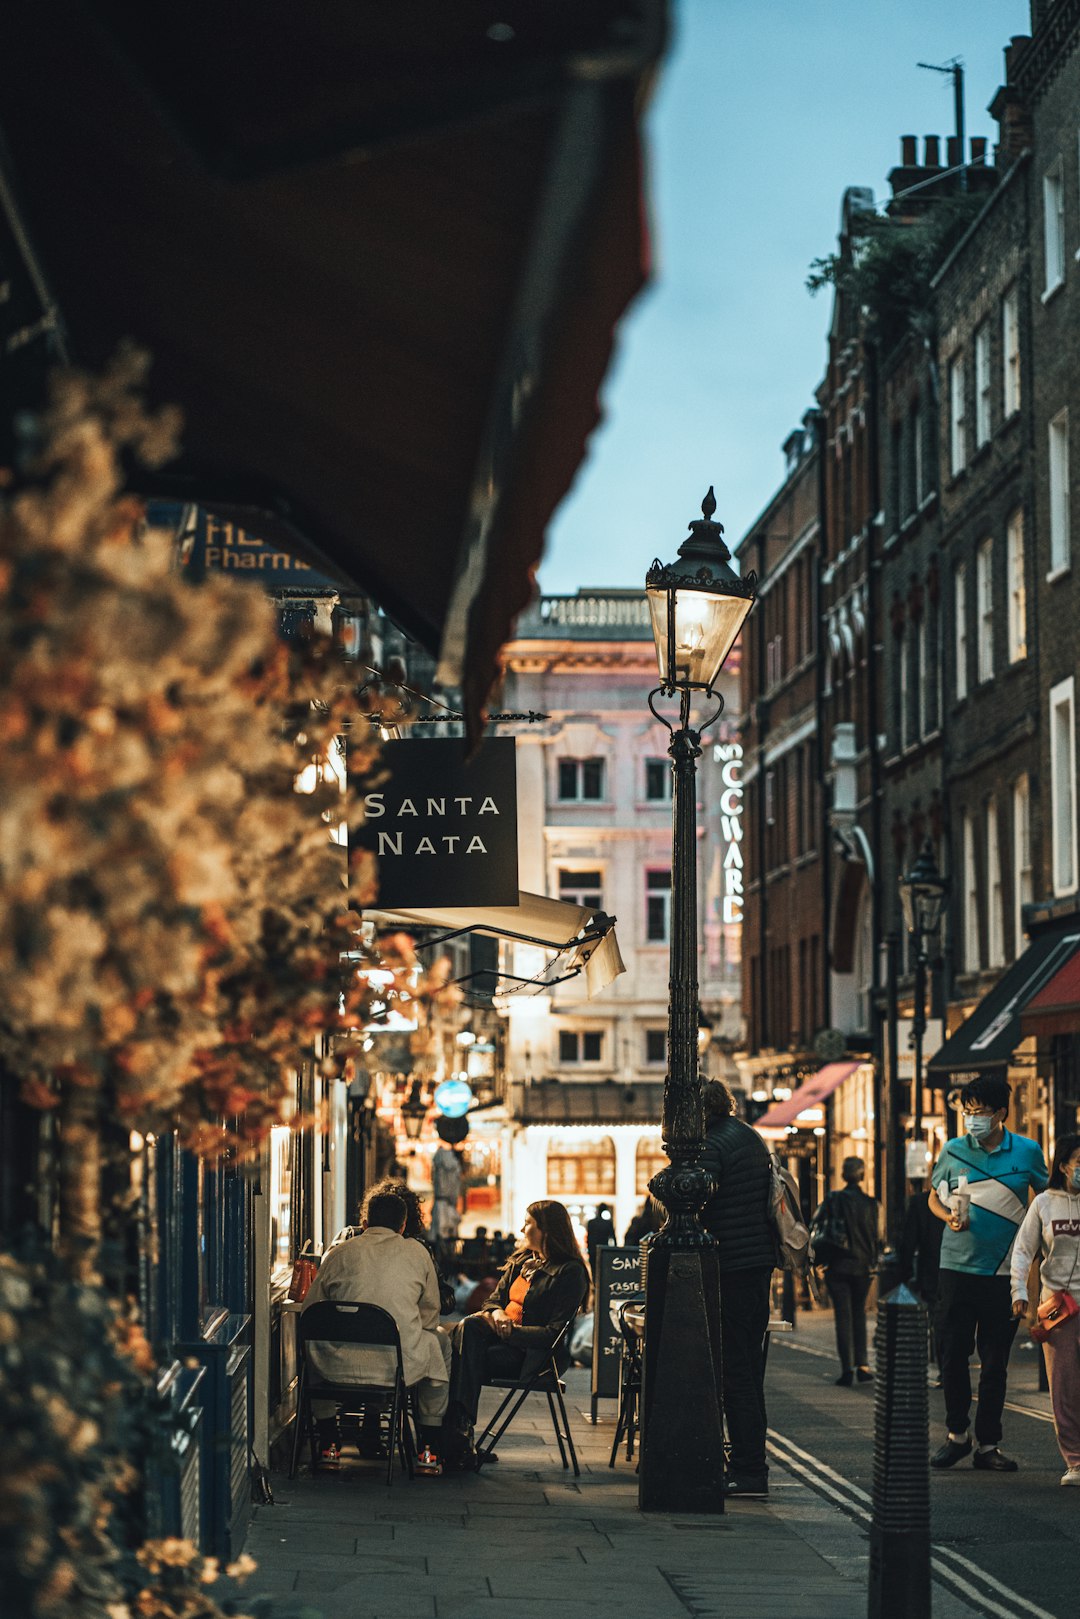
[1060, 1467, 1080, 1486]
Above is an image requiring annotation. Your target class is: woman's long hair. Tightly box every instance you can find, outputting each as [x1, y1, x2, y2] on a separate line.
[1049, 1134, 1080, 1190]
[510, 1199, 589, 1278]
[364, 1177, 428, 1242]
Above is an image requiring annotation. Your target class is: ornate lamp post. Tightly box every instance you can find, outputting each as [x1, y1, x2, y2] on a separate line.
[898, 841, 948, 1181]
[639, 489, 757, 1513]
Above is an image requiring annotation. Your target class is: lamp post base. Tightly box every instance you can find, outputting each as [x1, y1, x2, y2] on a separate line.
[638, 1243, 725, 1513]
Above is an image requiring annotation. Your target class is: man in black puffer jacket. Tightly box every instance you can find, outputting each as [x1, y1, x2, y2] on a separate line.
[697, 1080, 779, 1498]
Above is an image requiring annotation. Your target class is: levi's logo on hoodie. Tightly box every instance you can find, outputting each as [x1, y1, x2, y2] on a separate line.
[1051, 1219, 1080, 1237]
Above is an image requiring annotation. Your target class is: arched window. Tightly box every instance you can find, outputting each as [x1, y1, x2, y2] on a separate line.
[635, 1137, 668, 1195]
[546, 1134, 616, 1198]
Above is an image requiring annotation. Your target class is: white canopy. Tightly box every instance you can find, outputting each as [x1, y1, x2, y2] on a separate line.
[371, 891, 625, 999]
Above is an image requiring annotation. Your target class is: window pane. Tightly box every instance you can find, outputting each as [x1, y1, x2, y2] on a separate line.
[645, 1029, 666, 1064]
[647, 869, 671, 889]
[558, 1030, 578, 1063]
[582, 1031, 603, 1062]
[645, 759, 669, 800]
[647, 896, 668, 941]
[558, 760, 577, 799]
[582, 758, 605, 799]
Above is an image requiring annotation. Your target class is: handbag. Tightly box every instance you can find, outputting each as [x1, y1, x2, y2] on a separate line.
[1030, 1288, 1080, 1343]
[287, 1241, 318, 1303]
[809, 1193, 852, 1269]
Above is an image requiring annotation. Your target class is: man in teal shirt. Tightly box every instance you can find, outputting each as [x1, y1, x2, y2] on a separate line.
[928, 1075, 1048, 1471]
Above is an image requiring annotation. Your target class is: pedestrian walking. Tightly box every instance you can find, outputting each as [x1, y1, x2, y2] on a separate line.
[1010, 1132, 1080, 1485]
[928, 1075, 1048, 1473]
[697, 1080, 779, 1497]
[585, 1202, 616, 1255]
[811, 1157, 880, 1387]
[897, 1186, 944, 1383]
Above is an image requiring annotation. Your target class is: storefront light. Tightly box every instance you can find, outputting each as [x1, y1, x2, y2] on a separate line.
[751, 1089, 768, 1102]
[812, 1126, 826, 1137]
[773, 1086, 792, 1101]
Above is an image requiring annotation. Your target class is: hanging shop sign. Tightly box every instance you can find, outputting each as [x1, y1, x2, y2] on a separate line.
[714, 741, 744, 925]
[434, 1078, 474, 1118]
[154, 502, 342, 593]
[362, 737, 519, 908]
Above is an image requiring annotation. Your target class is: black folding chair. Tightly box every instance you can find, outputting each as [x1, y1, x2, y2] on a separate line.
[473, 1321, 580, 1476]
[608, 1296, 644, 1468]
[290, 1301, 415, 1486]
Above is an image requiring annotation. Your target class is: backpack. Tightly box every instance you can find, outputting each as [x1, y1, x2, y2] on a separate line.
[808, 1191, 853, 1269]
[768, 1154, 811, 1275]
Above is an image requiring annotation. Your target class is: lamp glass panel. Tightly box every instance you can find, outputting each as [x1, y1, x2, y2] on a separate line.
[899, 882, 916, 934]
[647, 585, 750, 689]
[915, 885, 945, 934]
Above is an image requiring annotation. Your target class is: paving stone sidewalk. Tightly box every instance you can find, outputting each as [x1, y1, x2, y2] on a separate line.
[234, 1367, 976, 1619]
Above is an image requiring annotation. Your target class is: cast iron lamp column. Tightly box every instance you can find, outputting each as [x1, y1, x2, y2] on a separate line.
[898, 841, 948, 1182]
[638, 489, 757, 1513]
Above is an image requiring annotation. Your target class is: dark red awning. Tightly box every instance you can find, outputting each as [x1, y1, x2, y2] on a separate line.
[1021, 945, 1080, 1038]
[0, 1, 665, 731]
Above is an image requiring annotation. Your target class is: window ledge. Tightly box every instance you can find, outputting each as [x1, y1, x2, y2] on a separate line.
[1046, 563, 1071, 585]
[1006, 650, 1029, 669]
[1042, 278, 1065, 306]
[971, 439, 992, 465]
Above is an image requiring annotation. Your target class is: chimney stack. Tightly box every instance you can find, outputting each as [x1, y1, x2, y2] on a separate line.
[901, 134, 917, 167]
[970, 137, 987, 166]
[924, 135, 941, 167]
[946, 135, 961, 169]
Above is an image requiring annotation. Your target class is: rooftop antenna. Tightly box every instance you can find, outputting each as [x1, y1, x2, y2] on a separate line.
[918, 58, 966, 191]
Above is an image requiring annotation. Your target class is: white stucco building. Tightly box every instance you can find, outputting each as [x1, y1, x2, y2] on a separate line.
[494, 589, 742, 1242]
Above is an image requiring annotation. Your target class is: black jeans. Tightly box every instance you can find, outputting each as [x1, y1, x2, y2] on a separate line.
[825, 1270, 872, 1372]
[718, 1264, 772, 1478]
[935, 1271, 1019, 1445]
[447, 1314, 525, 1428]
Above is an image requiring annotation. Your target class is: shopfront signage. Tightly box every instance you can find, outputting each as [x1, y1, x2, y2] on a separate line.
[362, 737, 518, 908]
[714, 741, 744, 926]
[591, 1246, 641, 1402]
[162, 503, 341, 593]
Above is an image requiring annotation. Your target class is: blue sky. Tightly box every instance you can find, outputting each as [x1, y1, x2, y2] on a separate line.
[538, 0, 1028, 594]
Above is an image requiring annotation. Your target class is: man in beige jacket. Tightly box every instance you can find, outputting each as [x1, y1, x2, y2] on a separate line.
[302, 1191, 451, 1472]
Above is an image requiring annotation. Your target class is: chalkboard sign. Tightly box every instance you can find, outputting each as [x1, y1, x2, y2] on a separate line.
[591, 1246, 642, 1402]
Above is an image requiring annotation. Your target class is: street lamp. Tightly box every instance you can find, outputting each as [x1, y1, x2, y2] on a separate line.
[639, 488, 757, 1514]
[898, 840, 948, 1182]
[401, 1080, 428, 1141]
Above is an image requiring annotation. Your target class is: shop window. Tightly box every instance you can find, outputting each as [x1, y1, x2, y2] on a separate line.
[547, 1135, 616, 1198]
[558, 757, 605, 801]
[645, 758, 671, 801]
[646, 868, 671, 943]
[558, 1029, 604, 1065]
[558, 868, 602, 910]
[645, 1029, 667, 1066]
[269, 1124, 294, 1270]
[635, 1137, 668, 1196]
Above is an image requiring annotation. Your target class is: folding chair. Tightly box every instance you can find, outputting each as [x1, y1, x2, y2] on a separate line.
[473, 1321, 580, 1477]
[290, 1301, 415, 1486]
[608, 1297, 644, 1468]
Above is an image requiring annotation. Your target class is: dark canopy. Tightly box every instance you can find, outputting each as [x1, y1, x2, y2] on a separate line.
[0, 0, 664, 729]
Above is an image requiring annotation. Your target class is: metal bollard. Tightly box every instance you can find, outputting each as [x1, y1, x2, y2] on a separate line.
[867, 1283, 931, 1619]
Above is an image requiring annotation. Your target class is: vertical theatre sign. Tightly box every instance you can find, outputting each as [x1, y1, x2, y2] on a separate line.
[714, 741, 744, 927]
[360, 738, 519, 909]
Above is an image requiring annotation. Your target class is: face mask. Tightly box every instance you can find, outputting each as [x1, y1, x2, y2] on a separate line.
[964, 1114, 996, 1141]
[1070, 1167, 1080, 1193]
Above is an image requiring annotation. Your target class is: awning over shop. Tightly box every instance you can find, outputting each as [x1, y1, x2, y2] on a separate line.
[0, 1, 665, 735]
[1021, 939, 1080, 1038]
[929, 922, 1080, 1086]
[513, 1079, 663, 1126]
[754, 1062, 861, 1131]
[372, 891, 625, 999]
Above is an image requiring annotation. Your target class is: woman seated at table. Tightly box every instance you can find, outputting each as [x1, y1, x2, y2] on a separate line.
[444, 1199, 588, 1466]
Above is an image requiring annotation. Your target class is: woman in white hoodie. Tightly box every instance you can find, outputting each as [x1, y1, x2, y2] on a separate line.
[1011, 1132, 1080, 1485]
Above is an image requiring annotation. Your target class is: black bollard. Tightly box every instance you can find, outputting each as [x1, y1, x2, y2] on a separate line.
[867, 1283, 931, 1619]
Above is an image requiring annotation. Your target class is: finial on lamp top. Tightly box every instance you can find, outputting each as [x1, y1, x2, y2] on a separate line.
[701, 487, 717, 522]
